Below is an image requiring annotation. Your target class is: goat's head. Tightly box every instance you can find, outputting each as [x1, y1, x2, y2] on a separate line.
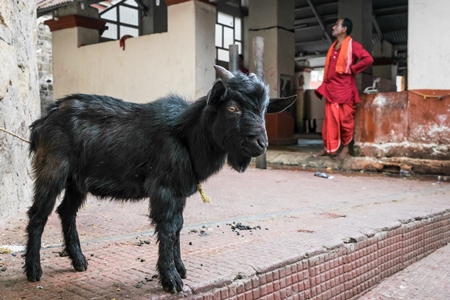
[207, 65, 296, 172]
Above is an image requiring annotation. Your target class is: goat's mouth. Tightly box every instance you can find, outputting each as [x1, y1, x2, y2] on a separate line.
[241, 138, 268, 157]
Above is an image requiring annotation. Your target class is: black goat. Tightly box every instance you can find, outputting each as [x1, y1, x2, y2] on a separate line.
[25, 65, 296, 293]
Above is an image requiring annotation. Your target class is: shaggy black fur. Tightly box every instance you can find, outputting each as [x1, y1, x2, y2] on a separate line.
[25, 65, 296, 293]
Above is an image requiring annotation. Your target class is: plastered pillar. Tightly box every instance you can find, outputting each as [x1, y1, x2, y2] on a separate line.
[249, 0, 297, 145]
[408, 0, 450, 89]
[166, 0, 216, 99]
[248, 0, 295, 98]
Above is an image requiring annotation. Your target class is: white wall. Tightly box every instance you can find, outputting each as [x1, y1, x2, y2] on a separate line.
[52, 1, 215, 103]
[408, 0, 450, 89]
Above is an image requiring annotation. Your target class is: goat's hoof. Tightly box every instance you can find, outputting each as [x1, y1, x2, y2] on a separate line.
[73, 261, 88, 272]
[175, 262, 187, 279]
[74, 264, 87, 272]
[71, 253, 88, 272]
[179, 270, 187, 279]
[26, 268, 43, 282]
[163, 286, 176, 294]
[163, 284, 183, 294]
[161, 271, 184, 293]
[27, 275, 41, 282]
[25, 263, 42, 282]
[73, 258, 88, 272]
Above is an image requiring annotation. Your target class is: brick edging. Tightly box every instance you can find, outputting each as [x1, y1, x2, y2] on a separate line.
[187, 211, 450, 299]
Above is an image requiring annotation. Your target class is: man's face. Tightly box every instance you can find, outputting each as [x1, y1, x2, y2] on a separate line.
[332, 19, 346, 37]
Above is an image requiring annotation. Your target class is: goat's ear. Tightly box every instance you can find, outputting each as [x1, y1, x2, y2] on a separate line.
[266, 95, 297, 114]
[207, 79, 227, 106]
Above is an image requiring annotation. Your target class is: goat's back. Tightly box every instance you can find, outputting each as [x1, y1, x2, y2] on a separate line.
[30, 94, 197, 200]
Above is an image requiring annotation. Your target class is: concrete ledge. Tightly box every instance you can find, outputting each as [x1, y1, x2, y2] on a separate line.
[263, 146, 450, 176]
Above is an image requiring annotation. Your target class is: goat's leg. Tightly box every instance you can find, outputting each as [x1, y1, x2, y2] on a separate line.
[25, 162, 68, 282]
[25, 195, 57, 282]
[151, 192, 186, 293]
[56, 182, 88, 272]
[173, 212, 186, 279]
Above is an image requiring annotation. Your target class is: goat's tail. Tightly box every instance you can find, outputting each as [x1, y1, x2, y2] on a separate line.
[29, 119, 43, 155]
[29, 101, 60, 155]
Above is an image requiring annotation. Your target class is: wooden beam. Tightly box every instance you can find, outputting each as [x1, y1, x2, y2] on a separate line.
[44, 14, 106, 32]
[295, 24, 321, 31]
[165, 0, 211, 6]
[305, 0, 332, 45]
[373, 5, 407, 15]
[295, 39, 329, 46]
[372, 15, 382, 41]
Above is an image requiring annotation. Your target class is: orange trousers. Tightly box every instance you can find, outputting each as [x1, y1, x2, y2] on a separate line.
[322, 101, 356, 154]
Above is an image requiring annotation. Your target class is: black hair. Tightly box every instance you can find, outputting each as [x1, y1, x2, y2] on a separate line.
[342, 18, 353, 35]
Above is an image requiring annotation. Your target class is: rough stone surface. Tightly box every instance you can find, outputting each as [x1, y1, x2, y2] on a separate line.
[0, 1, 40, 221]
[265, 144, 450, 176]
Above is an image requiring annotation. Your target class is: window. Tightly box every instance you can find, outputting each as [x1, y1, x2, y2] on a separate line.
[215, 12, 242, 63]
[100, 0, 139, 40]
[309, 69, 324, 89]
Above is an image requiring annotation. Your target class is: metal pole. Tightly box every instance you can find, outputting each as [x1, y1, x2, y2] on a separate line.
[229, 44, 239, 73]
[253, 36, 267, 169]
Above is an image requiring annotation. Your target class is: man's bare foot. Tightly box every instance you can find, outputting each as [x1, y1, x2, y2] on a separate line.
[334, 145, 349, 160]
[313, 149, 327, 157]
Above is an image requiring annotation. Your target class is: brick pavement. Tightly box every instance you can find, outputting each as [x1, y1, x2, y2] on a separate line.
[359, 243, 450, 300]
[1, 163, 449, 299]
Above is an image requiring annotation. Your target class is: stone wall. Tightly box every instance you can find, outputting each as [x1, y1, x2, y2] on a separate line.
[0, 1, 40, 222]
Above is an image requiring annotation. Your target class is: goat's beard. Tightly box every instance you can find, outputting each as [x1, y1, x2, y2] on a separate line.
[227, 152, 252, 173]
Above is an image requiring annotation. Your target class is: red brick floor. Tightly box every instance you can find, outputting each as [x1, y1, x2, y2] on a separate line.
[1, 167, 449, 299]
[359, 243, 450, 299]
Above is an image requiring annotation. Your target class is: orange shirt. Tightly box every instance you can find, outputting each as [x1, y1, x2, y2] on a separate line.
[315, 40, 373, 104]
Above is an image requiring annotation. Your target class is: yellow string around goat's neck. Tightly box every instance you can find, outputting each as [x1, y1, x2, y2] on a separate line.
[197, 184, 210, 203]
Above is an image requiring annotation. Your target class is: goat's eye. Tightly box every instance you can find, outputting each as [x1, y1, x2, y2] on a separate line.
[227, 105, 241, 114]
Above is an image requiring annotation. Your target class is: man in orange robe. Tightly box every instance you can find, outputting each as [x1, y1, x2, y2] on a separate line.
[314, 18, 374, 160]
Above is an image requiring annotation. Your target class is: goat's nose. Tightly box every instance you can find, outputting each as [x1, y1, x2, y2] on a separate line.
[257, 135, 268, 150]
[258, 125, 268, 148]
[257, 138, 268, 150]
